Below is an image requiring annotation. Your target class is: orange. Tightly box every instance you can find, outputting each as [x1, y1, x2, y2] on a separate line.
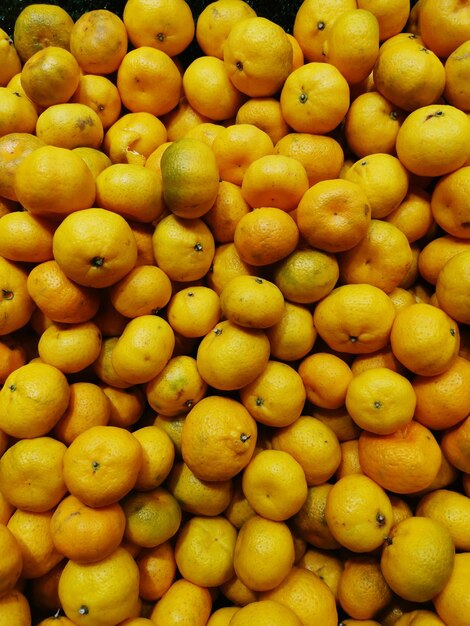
[7, 508, 63, 579]
[239, 360, 306, 427]
[271, 415, 342, 486]
[0, 29, 21, 87]
[20, 46, 81, 108]
[211, 123, 274, 186]
[71, 74, 122, 131]
[6, 71, 40, 114]
[233, 515, 294, 592]
[280, 62, 350, 135]
[343, 153, 409, 220]
[0, 361, 69, 438]
[183, 56, 244, 121]
[0, 523, 23, 597]
[223, 16, 293, 97]
[59, 546, 140, 626]
[433, 552, 470, 626]
[122, 0, 195, 57]
[229, 600, 301, 626]
[0, 436, 67, 513]
[185, 122, 224, 147]
[242, 449, 308, 521]
[335, 439, 363, 479]
[357, 0, 410, 40]
[292, 0, 357, 63]
[92, 300, 127, 338]
[358, 420, 443, 494]
[14, 144, 96, 218]
[345, 367, 416, 435]
[0, 256, 35, 335]
[136, 541, 176, 602]
[50, 494, 125, 563]
[224, 477, 256, 529]
[95, 163, 164, 223]
[166, 286, 221, 338]
[101, 383, 144, 427]
[152, 214, 215, 282]
[27, 260, 101, 324]
[325, 473, 393, 552]
[167, 461, 232, 517]
[0, 590, 31, 626]
[431, 166, 470, 239]
[381, 516, 455, 603]
[53, 381, 111, 445]
[313, 283, 396, 354]
[344, 91, 405, 158]
[416, 488, 470, 552]
[298, 352, 352, 409]
[413, 356, 470, 430]
[373, 35, 445, 112]
[297, 548, 343, 599]
[0, 335, 27, 384]
[117, 47, 181, 118]
[273, 247, 339, 305]
[444, 40, 470, 112]
[0, 86, 38, 138]
[103, 111, 167, 166]
[322, 9, 380, 86]
[266, 301, 317, 362]
[437, 251, 470, 324]
[440, 414, 470, 473]
[0, 211, 54, 263]
[160, 137, 219, 219]
[241, 154, 309, 212]
[418, 0, 470, 59]
[260, 565, 338, 626]
[36, 102, 104, 150]
[0, 491, 14, 526]
[418, 235, 470, 285]
[195, 0, 257, 59]
[121, 487, 181, 548]
[338, 556, 393, 620]
[274, 132, 345, 187]
[350, 344, 407, 375]
[73, 145, 112, 178]
[291, 484, 341, 551]
[70, 9, 128, 75]
[181, 395, 257, 482]
[390, 302, 460, 376]
[175, 515, 237, 587]
[386, 186, 434, 243]
[396, 104, 470, 178]
[92, 337, 134, 390]
[161, 97, 211, 142]
[388, 287, 419, 313]
[296, 179, 371, 253]
[109, 265, 171, 318]
[0, 131, 44, 202]
[37, 321, 102, 374]
[128, 221, 156, 267]
[234, 206, 299, 266]
[62, 424, 142, 507]
[206, 242, 255, 295]
[235, 97, 291, 145]
[13, 3, 74, 63]
[196, 319, 270, 391]
[149, 579, 212, 626]
[202, 180, 251, 244]
[52, 207, 138, 288]
[220, 275, 285, 329]
[132, 425, 175, 491]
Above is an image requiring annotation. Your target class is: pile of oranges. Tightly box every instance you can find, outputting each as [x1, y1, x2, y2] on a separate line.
[0, 0, 470, 624]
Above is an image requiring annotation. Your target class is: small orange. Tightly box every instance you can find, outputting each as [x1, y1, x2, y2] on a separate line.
[161, 97, 211, 142]
[37, 321, 102, 375]
[416, 488, 470, 552]
[0, 29, 21, 87]
[92, 336, 135, 390]
[71, 74, 122, 131]
[271, 415, 342, 486]
[266, 301, 317, 362]
[0, 86, 38, 136]
[338, 556, 393, 620]
[335, 439, 363, 479]
[280, 61, 350, 135]
[358, 420, 443, 494]
[0, 131, 44, 202]
[149, 579, 212, 626]
[206, 241, 255, 295]
[145, 353, 207, 417]
[0, 335, 27, 384]
[73, 145, 112, 178]
[220, 275, 285, 329]
[385, 186, 434, 243]
[184, 122, 224, 147]
[181, 395, 257, 482]
[239, 360, 306, 428]
[0, 523, 23, 598]
[444, 40, 470, 112]
[440, 414, 470, 473]
[102, 385, 146, 429]
[123, 0, 195, 57]
[117, 47, 182, 117]
[0, 211, 54, 264]
[275, 132, 345, 187]
[223, 16, 293, 98]
[0, 255, 35, 335]
[229, 601, 301, 626]
[109, 265, 171, 318]
[202, 180, 251, 244]
[136, 541, 176, 602]
[131, 425, 175, 492]
[350, 344, 407, 375]
[103, 111, 167, 166]
[234, 207, 299, 266]
[357, 0, 410, 40]
[70, 9, 128, 75]
[390, 302, 460, 376]
[62, 425, 143, 507]
[296, 178, 371, 253]
[166, 286, 221, 338]
[437, 251, 470, 325]
[430, 166, 470, 240]
[418, 235, 470, 286]
[298, 352, 353, 410]
[196, 319, 270, 391]
[36, 103, 104, 150]
[236, 97, 291, 145]
[433, 552, 470, 626]
[196, 0, 257, 59]
[417, 0, 470, 59]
